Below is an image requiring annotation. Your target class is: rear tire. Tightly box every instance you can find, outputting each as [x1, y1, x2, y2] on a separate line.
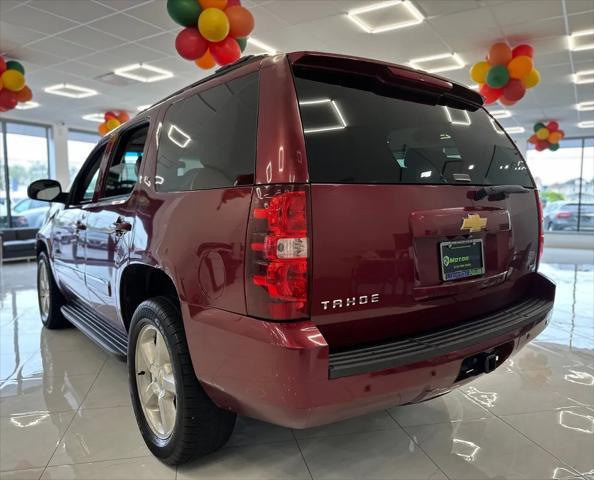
[37, 252, 69, 329]
[128, 296, 236, 465]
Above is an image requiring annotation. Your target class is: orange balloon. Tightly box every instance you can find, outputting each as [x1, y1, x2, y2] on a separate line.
[488, 42, 512, 65]
[225, 5, 254, 38]
[118, 111, 130, 123]
[195, 49, 216, 69]
[549, 131, 562, 144]
[98, 123, 109, 136]
[199, 0, 227, 8]
[15, 85, 32, 102]
[507, 55, 533, 80]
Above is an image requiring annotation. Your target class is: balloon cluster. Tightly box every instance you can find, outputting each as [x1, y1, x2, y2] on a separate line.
[168, 0, 254, 70]
[529, 121, 564, 152]
[470, 43, 540, 106]
[98, 111, 130, 137]
[0, 56, 33, 112]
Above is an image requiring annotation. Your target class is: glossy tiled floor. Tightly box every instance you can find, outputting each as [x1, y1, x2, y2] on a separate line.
[1, 256, 593, 480]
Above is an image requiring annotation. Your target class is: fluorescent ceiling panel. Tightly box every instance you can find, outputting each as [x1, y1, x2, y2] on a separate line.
[114, 64, 173, 83]
[247, 38, 278, 55]
[506, 126, 525, 134]
[82, 113, 105, 123]
[299, 99, 348, 134]
[574, 69, 594, 84]
[410, 53, 465, 73]
[347, 0, 424, 34]
[15, 101, 40, 110]
[443, 106, 471, 126]
[569, 29, 594, 51]
[44, 83, 98, 98]
[577, 101, 594, 111]
[577, 120, 594, 128]
[490, 109, 511, 119]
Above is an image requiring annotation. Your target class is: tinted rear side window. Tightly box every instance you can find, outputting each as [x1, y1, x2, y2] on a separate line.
[293, 74, 534, 187]
[156, 72, 259, 192]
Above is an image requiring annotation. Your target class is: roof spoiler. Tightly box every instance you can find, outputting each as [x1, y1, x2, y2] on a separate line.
[288, 51, 483, 110]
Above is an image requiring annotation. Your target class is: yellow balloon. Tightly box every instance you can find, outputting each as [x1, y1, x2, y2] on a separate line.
[522, 68, 540, 88]
[106, 118, 121, 130]
[507, 55, 533, 80]
[549, 131, 562, 144]
[198, 8, 230, 42]
[1, 70, 25, 92]
[536, 127, 549, 140]
[470, 61, 490, 84]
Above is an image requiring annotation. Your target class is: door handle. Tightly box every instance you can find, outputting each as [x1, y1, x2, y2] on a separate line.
[74, 221, 87, 231]
[113, 218, 132, 234]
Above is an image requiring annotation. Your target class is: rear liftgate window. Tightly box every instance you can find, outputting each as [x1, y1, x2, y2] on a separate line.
[293, 73, 534, 187]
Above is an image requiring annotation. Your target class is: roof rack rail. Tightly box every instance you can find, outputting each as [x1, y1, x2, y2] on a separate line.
[141, 54, 266, 112]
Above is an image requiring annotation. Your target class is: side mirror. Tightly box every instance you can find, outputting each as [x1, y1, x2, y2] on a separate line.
[27, 179, 67, 203]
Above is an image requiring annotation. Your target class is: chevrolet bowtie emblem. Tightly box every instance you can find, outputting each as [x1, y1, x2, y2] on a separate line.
[461, 214, 487, 233]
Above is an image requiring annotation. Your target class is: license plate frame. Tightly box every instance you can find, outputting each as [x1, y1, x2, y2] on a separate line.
[440, 239, 485, 282]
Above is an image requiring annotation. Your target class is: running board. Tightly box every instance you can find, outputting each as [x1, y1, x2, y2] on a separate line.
[61, 301, 128, 357]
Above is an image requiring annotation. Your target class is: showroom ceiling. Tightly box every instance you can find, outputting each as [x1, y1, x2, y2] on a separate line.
[0, 0, 593, 139]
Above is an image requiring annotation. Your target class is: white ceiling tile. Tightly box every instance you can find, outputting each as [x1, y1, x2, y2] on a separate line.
[250, 5, 291, 34]
[27, 36, 96, 59]
[56, 60, 106, 79]
[78, 43, 165, 71]
[57, 26, 123, 50]
[136, 32, 177, 56]
[1, 4, 78, 35]
[29, 0, 114, 23]
[93, 0, 154, 11]
[429, 7, 500, 41]
[87, 13, 161, 41]
[2, 45, 67, 67]
[0, 20, 46, 52]
[502, 17, 566, 39]
[417, 0, 482, 17]
[568, 12, 594, 33]
[565, 0, 594, 15]
[124, 1, 178, 30]
[489, 0, 563, 25]
[261, 1, 360, 25]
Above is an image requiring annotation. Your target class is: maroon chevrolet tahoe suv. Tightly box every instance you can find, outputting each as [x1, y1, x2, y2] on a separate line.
[28, 52, 555, 465]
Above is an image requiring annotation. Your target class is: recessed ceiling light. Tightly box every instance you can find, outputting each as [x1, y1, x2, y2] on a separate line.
[578, 120, 594, 128]
[15, 101, 40, 110]
[569, 29, 594, 51]
[44, 83, 98, 98]
[82, 113, 105, 123]
[577, 100, 594, 111]
[467, 84, 480, 90]
[247, 38, 278, 55]
[409, 53, 465, 73]
[490, 109, 511, 119]
[506, 126, 525, 134]
[443, 106, 471, 125]
[113, 64, 173, 83]
[347, 0, 424, 34]
[137, 104, 151, 111]
[574, 69, 594, 84]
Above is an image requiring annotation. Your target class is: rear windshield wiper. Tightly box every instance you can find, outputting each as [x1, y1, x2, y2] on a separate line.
[472, 185, 530, 201]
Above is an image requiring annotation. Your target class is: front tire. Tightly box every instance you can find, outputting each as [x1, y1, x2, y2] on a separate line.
[37, 252, 68, 329]
[128, 296, 235, 465]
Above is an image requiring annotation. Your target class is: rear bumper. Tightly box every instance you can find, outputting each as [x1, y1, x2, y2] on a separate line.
[184, 273, 555, 428]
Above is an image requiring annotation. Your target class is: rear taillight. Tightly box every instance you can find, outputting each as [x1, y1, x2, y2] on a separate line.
[535, 190, 544, 267]
[246, 185, 309, 320]
[556, 211, 572, 219]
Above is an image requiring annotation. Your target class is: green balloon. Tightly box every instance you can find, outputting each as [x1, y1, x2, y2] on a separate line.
[549, 143, 559, 151]
[237, 37, 248, 53]
[533, 122, 545, 133]
[167, 0, 201, 27]
[486, 64, 509, 89]
[6, 60, 24, 75]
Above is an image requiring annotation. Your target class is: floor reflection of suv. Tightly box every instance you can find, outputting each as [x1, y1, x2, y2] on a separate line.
[28, 53, 555, 465]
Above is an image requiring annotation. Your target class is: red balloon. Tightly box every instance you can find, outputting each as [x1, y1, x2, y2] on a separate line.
[0, 89, 17, 110]
[175, 27, 208, 60]
[512, 44, 534, 58]
[558, 129, 565, 139]
[546, 120, 559, 131]
[227, 0, 241, 5]
[479, 83, 503, 104]
[503, 79, 526, 101]
[104, 111, 116, 121]
[498, 95, 516, 106]
[528, 134, 538, 144]
[210, 37, 241, 66]
[535, 140, 549, 151]
[0, 56, 6, 74]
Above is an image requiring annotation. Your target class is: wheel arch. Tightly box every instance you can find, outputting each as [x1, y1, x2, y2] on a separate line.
[119, 263, 180, 333]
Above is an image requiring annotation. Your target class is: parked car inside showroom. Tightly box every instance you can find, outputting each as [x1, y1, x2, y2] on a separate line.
[28, 52, 555, 465]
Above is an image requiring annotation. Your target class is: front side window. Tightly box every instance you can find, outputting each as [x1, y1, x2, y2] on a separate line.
[156, 72, 259, 192]
[70, 144, 106, 205]
[100, 124, 149, 199]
